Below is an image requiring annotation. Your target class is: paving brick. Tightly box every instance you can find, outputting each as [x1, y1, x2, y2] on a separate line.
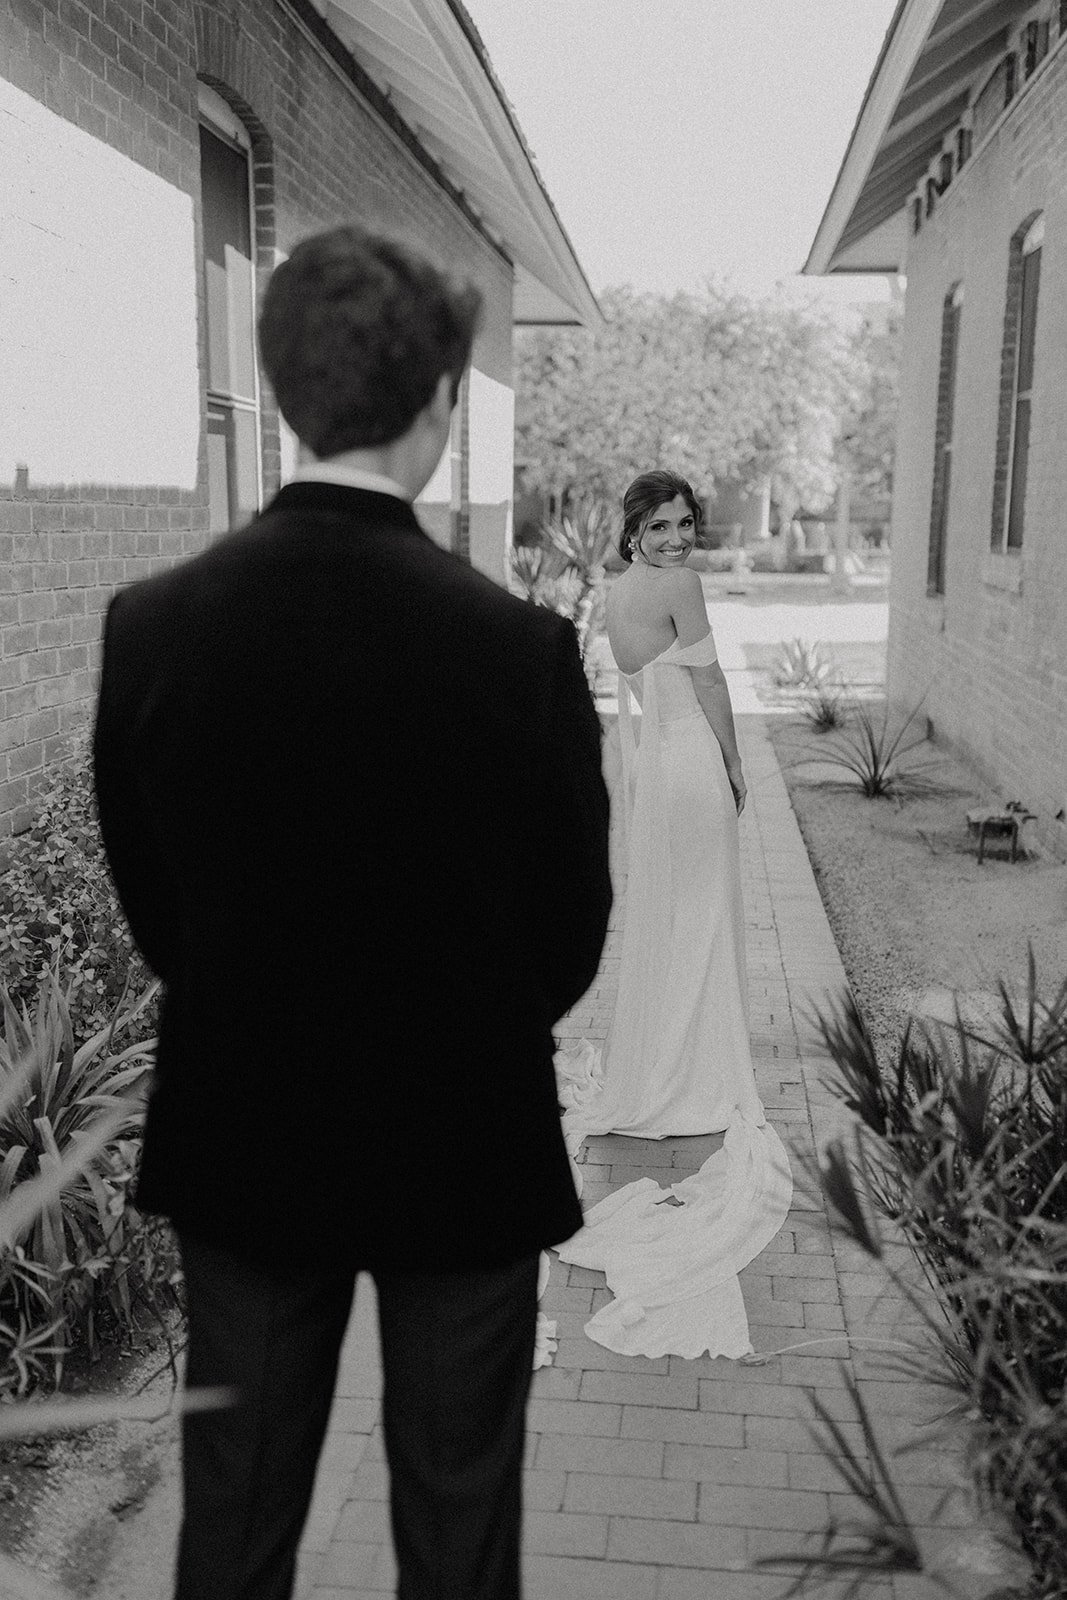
[698, 1483, 831, 1530]
[527, 1399, 622, 1437]
[656, 1572, 890, 1600]
[553, 1340, 671, 1374]
[316, 1542, 380, 1587]
[530, 1366, 582, 1401]
[522, 1554, 658, 1599]
[605, 1517, 747, 1568]
[332, 1501, 390, 1542]
[578, 1370, 698, 1408]
[563, 1473, 696, 1520]
[745, 1414, 867, 1454]
[620, 1407, 744, 1447]
[523, 1511, 608, 1557]
[535, 1434, 664, 1477]
[523, 1469, 567, 1511]
[663, 1443, 789, 1488]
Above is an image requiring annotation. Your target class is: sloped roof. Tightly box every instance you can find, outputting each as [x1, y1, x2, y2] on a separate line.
[806, 0, 1037, 274]
[307, 0, 601, 324]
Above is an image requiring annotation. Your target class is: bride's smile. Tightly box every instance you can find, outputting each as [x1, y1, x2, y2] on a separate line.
[636, 493, 697, 567]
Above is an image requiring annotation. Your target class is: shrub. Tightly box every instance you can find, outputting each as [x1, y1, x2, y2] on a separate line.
[773, 636, 833, 689]
[802, 680, 849, 732]
[511, 499, 614, 671]
[0, 735, 155, 1048]
[0, 973, 181, 1397]
[793, 959, 1067, 1595]
[800, 694, 941, 799]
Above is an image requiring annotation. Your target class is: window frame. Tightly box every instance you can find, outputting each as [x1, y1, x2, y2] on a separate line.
[1000, 215, 1043, 553]
[927, 283, 963, 597]
[198, 85, 264, 534]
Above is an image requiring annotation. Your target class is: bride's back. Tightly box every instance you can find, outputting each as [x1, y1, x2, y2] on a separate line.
[606, 564, 685, 675]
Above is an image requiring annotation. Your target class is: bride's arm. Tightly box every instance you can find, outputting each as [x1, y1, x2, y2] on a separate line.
[667, 570, 746, 813]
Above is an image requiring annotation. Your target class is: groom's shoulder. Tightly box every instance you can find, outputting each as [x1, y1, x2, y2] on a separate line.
[418, 536, 566, 646]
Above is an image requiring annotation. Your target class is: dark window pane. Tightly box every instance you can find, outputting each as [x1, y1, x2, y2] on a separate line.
[208, 403, 259, 534]
[1007, 396, 1030, 550]
[200, 125, 256, 400]
[928, 449, 948, 594]
[207, 409, 231, 535]
[1016, 245, 1041, 395]
[231, 407, 260, 527]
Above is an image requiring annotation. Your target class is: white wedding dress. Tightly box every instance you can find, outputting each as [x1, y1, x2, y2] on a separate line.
[547, 628, 792, 1361]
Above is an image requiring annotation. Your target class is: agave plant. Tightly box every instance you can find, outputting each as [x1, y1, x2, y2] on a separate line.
[773, 636, 833, 690]
[802, 679, 849, 732]
[532, 499, 615, 663]
[802, 694, 941, 799]
[508, 541, 569, 603]
[777, 958, 1067, 1596]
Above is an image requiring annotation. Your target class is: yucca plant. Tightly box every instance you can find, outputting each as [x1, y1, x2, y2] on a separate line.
[773, 636, 833, 690]
[801, 694, 941, 798]
[774, 959, 1067, 1596]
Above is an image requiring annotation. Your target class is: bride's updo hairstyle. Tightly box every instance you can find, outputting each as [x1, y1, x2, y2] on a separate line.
[620, 470, 703, 563]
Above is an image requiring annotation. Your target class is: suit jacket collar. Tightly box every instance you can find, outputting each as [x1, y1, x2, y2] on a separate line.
[267, 481, 428, 536]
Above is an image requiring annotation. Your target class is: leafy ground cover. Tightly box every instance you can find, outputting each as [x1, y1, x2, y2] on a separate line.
[767, 708, 1067, 1597]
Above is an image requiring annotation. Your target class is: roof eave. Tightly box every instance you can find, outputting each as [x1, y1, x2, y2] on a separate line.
[804, 0, 942, 275]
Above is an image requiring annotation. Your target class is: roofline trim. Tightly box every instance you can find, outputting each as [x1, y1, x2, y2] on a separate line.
[804, 0, 942, 274]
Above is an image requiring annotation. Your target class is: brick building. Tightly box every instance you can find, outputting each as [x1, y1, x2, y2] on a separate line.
[806, 0, 1067, 859]
[0, 0, 598, 836]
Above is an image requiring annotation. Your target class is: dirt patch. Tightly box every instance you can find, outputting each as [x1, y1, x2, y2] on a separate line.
[765, 711, 1067, 1065]
[0, 1317, 184, 1598]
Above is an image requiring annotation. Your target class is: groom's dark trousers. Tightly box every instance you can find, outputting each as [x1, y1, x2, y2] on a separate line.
[93, 483, 612, 1599]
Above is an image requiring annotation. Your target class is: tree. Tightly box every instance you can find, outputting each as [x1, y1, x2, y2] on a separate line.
[514, 285, 890, 528]
[515, 285, 769, 504]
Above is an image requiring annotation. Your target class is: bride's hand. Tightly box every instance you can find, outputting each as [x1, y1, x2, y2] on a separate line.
[728, 765, 747, 815]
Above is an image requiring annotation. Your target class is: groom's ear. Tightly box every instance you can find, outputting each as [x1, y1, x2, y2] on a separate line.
[430, 370, 456, 426]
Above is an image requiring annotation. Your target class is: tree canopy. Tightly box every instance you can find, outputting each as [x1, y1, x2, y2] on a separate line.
[514, 283, 901, 518]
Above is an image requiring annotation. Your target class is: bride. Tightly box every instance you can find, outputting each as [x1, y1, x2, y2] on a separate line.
[552, 469, 792, 1361]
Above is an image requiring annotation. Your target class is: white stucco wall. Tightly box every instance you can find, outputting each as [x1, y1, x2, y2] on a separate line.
[0, 77, 199, 489]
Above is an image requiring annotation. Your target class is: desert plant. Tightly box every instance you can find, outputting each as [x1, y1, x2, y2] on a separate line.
[509, 541, 569, 602]
[0, 1010, 229, 1600]
[538, 499, 614, 661]
[773, 636, 833, 689]
[0, 735, 155, 1048]
[787, 959, 1067, 1595]
[802, 694, 940, 798]
[802, 679, 849, 732]
[0, 972, 181, 1393]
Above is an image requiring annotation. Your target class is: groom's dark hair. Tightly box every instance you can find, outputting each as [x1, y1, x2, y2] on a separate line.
[258, 226, 482, 459]
[620, 470, 704, 563]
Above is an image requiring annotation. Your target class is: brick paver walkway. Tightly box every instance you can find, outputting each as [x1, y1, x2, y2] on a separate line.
[294, 706, 995, 1600]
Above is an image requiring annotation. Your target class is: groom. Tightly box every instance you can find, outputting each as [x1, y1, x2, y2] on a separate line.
[93, 226, 612, 1599]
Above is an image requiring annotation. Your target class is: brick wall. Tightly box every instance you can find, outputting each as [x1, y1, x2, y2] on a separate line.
[0, 0, 514, 835]
[888, 33, 1067, 859]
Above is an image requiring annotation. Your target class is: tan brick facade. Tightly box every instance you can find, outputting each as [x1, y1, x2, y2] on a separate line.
[0, 0, 515, 835]
[888, 37, 1067, 859]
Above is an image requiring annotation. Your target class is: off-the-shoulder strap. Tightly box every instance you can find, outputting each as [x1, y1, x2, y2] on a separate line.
[662, 629, 717, 667]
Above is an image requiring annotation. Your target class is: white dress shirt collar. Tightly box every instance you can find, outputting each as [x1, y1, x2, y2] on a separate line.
[290, 461, 410, 503]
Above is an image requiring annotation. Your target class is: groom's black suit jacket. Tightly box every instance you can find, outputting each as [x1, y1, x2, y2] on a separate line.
[94, 483, 611, 1270]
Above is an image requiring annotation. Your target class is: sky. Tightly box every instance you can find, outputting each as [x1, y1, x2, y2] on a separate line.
[466, 0, 901, 307]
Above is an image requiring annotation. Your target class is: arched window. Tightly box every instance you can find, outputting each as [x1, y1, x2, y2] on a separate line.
[997, 215, 1043, 552]
[198, 85, 262, 534]
[928, 283, 962, 597]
